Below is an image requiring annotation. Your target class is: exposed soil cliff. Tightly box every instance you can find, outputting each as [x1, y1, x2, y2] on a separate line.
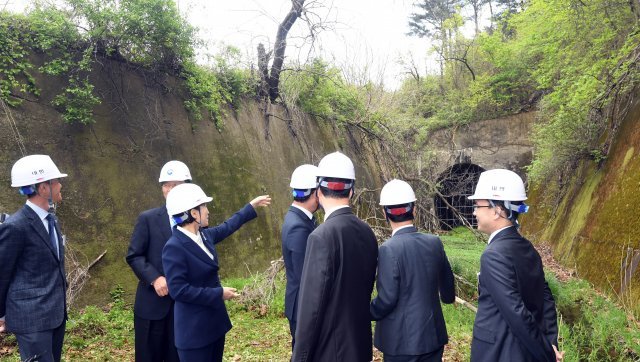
[0, 58, 384, 306]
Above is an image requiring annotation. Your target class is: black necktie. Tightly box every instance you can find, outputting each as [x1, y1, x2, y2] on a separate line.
[311, 216, 317, 227]
[46, 214, 59, 259]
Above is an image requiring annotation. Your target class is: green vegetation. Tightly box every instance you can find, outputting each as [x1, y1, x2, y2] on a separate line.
[548, 276, 640, 361]
[0, 0, 253, 126]
[3, 0, 637, 183]
[281, 59, 368, 127]
[400, 0, 640, 183]
[1, 228, 636, 361]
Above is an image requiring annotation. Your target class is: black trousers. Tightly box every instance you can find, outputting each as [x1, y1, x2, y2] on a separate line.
[384, 346, 445, 362]
[134, 305, 179, 362]
[15, 321, 65, 362]
[177, 335, 225, 362]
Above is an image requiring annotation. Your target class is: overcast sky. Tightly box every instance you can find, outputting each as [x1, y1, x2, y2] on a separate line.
[3, 0, 484, 89]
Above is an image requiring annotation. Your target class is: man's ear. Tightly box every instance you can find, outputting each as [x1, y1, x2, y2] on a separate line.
[493, 206, 505, 220]
[37, 182, 48, 194]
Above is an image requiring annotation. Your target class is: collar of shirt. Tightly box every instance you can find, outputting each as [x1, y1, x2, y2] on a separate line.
[177, 226, 213, 259]
[488, 225, 512, 244]
[26, 199, 50, 230]
[323, 205, 350, 222]
[392, 224, 414, 236]
[291, 204, 313, 220]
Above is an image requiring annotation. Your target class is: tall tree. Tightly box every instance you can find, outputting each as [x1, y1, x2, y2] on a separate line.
[408, 0, 462, 75]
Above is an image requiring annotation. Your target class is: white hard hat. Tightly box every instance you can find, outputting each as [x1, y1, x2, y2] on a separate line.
[11, 155, 68, 187]
[380, 179, 417, 206]
[468, 169, 527, 201]
[290, 164, 319, 189]
[317, 152, 355, 180]
[166, 183, 212, 216]
[159, 160, 192, 183]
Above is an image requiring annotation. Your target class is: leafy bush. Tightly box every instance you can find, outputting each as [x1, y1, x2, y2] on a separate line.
[281, 59, 367, 125]
[0, 0, 248, 126]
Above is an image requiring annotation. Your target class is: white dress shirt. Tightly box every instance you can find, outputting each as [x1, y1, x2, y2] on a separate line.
[323, 205, 350, 221]
[291, 204, 314, 220]
[26, 200, 59, 255]
[391, 224, 414, 236]
[488, 226, 512, 244]
[177, 226, 213, 259]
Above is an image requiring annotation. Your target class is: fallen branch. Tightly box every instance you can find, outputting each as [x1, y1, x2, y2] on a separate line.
[455, 296, 477, 313]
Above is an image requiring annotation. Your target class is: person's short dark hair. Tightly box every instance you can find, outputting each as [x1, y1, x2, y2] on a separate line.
[318, 177, 353, 199]
[384, 203, 415, 222]
[293, 188, 316, 202]
[22, 182, 48, 198]
[491, 200, 523, 223]
[175, 204, 204, 227]
[162, 179, 192, 186]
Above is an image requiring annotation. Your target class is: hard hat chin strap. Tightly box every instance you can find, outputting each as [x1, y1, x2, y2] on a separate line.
[172, 211, 189, 225]
[490, 200, 529, 225]
[47, 180, 55, 214]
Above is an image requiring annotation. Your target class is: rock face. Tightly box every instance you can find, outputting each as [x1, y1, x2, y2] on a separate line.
[0, 58, 384, 306]
[523, 100, 640, 315]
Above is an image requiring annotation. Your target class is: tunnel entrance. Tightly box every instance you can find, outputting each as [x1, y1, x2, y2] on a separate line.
[434, 163, 485, 230]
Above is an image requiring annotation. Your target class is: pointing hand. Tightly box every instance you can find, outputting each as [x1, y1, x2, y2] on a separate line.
[250, 195, 271, 209]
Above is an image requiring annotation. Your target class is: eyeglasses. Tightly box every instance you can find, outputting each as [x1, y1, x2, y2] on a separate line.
[473, 205, 493, 210]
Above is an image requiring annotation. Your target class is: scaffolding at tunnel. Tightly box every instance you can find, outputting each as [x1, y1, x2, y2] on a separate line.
[434, 163, 484, 231]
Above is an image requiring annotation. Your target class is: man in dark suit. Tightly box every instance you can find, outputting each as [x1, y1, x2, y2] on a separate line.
[371, 179, 455, 362]
[281, 164, 319, 348]
[0, 154, 69, 362]
[469, 169, 563, 362]
[292, 152, 378, 362]
[126, 160, 192, 362]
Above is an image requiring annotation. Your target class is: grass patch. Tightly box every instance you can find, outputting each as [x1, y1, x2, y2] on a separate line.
[441, 226, 486, 300]
[548, 276, 640, 361]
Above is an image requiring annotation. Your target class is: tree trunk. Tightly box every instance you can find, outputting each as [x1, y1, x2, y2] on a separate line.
[257, 43, 271, 100]
[268, 0, 306, 103]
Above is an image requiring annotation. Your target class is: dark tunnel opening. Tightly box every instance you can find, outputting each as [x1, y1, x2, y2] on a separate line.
[434, 163, 485, 231]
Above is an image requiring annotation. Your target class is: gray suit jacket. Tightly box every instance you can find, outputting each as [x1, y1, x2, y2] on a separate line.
[370, 226, 455, 356]
[0, 204, 67, 333]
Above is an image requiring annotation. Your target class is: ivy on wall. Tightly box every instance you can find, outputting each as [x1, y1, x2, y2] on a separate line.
[0, 0, 252, 127]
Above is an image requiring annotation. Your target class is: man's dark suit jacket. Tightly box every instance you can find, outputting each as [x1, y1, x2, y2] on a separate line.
[162, 204, 257, 350]
[0, 205, 67, 333]
[370, 226, 455, 356]
[126, 206, 173, 320]
[281, 206, 315, 323]
[292, 207, 378, 362]
[471, 226, 558, 362]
